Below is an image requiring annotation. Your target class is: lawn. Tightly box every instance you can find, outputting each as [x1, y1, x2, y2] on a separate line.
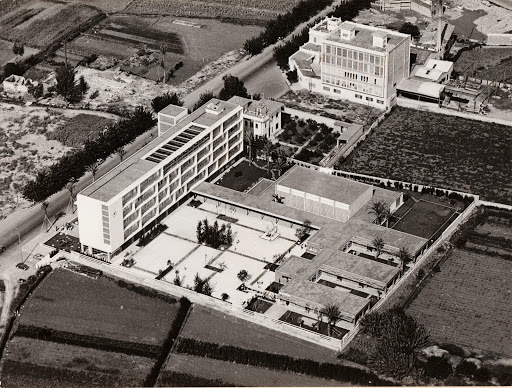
[179, 304, 340, 363]
[159, 353, 342, 387]
[279, 310, 349, 340]
[2, 336, 153, 387]
[391, 199, 459, 240]
[340, 107, 512, 204]
[44, 232, 80, 252]
[19, 269, 179, 346]
[217, 160, 272, 192]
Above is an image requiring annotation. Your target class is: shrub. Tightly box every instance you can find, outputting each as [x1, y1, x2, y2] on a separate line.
[286, 69, 298, 83]
[234, 170, 243, 177]
[456, 360, 478, 377]
[4, 62, 23, 77]
[423, 356, 452, 379]
[416, 268, 425, 280]
[151, 92, 183, 112]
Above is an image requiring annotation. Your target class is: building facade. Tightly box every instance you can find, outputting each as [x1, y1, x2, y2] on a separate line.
[289, 18, 411, 109]
[77, 99, 244, 260]
[228, 96, 283, 139]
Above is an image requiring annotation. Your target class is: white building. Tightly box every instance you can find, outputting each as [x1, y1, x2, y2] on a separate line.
[228, 96, 283, 139]
[411, 58, 453, 83]
[289, 18, 411, 109]
[77, 99, 244, 260]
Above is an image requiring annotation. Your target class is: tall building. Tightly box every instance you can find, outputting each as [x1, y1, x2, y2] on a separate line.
[228, 96, 283, 139]
[289, 18, 411, 109]
[77, 99, 244, 260]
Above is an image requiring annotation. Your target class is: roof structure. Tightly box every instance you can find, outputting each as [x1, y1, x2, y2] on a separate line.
[228, 96, 283, 119]
[279, 279, 369, 319]
[397, 78, 445, 98]
[276, 255, 313, 278]
[80, 99, 239, 202]
[302, 42, 321, 52]
[159, 104, 188, 117]
[277, 166, 371, 205]
[325, 21, 409, 52]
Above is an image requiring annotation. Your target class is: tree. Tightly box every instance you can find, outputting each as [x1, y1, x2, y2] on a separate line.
[372, 237, 385, 259]
[272, 148, 288, 177]
[244, 36, 265, 55]
[160, 43, 167, 83]
[115, 146, 126, 162]
[361, 308, 430, 377]
[55, 64, 76, 101]
[28, 83, 44, 100]
[193, 273, 213, 295]
[399, 22, 420, 39]
[12, 41, 24, 56]
[237, 270, 249, 283]
[151, 92, 183, 113]
[262, 138, 274, 171]
[66, 179, 76, 213]
[86, 159, 103, 182]
[4, 62, 23, 77]
[41, 200, 51, 232]
[77, 75, 89, 97]
[286, 69, 298, 83]
[320, 304, 341, 337]
[295, 219, 312, 243]
[193, 90, 215, 111]
[423, 356, 452, 380]
[244, 131, 256, 161]
[173, 270, 182, 286]
[218, 75, 248, 101]
[397, 247, 411, 275]
[367, 200, 388, 225]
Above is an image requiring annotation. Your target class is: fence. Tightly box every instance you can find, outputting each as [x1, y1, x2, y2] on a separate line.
[69, 253, 342, 351]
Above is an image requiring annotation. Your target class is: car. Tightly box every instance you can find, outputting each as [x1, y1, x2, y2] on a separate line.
[33, 253, 44, 259]
[18, 278, 26, 284]
[16, 263, 29, 270]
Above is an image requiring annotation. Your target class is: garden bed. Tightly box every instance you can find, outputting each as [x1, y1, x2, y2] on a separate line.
[217, 160, 272, 192]
[279, 310, 348, 340]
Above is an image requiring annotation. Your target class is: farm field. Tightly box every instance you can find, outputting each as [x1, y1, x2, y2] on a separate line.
[0, 38, 39, 68]
[2, 337, 153, 387]
[407, 207, 512, 356]
[0, 2, 104, 48]
[180, 304, 340, 363]
[18, 269, 179, 346]
[159, 353, 343, 387]
[68, 15, 262, 85]
[0, 102, 116, 219]
[125, 0, 301, 25]
[340, 107, 512, 204]
[454, 46, 512, 83]
[56, 0, 133, 13]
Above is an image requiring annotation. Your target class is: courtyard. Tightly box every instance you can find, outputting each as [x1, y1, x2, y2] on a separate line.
[132, 200, 299, 306]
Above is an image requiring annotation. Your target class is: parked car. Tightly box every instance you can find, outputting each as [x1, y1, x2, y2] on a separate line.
[16, 263, 29, 270]
[18, 278, 26, 284]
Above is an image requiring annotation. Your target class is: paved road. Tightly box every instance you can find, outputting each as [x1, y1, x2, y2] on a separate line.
[0, 0, 342, 256]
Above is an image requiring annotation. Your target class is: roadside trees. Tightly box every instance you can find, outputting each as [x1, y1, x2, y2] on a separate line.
[151, 92, 183, 113]
[193, 90, 215, 111]
[218, 75, 249, 101]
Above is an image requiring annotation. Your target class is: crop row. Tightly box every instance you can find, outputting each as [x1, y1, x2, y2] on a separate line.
[15, 325, 161, 358]
[157, 371, 234, 387]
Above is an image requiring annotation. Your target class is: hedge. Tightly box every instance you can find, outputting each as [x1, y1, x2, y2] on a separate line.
[15, 325, 161, 358]
[145, 297, 192, 386]
[175, 338, 394, 386]
[108, 277, 177, 304]
[157, 371, 237, 387]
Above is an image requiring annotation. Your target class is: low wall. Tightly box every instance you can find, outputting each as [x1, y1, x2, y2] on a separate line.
[396, 97, 512, 127]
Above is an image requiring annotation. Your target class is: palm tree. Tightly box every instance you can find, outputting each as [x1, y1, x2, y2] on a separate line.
[320, 304, 341, 337]
[41, 200, 51, 232]
[272, 148, 288, 177]
[367, 200, 388, 225]
[397, 247, 411, 275]
[66, 178, 76, 213]
[262, 138, 274, 171]
[244, 130, 256, 162]
[86, 159, 104, 182]
[115, 146, 126, 162]
[160, 43, 167, 83]
[372, 236, 385, 259]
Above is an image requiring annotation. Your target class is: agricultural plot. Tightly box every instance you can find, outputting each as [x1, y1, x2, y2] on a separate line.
[340, 107, 512, 204]
[68, 15, 262, 85]
[18, 269, 179, 346]
[160, 353, 342, 387]
[125, 0, 301, 25]
[2, 337, 153, 387]
[0, 3, 104, 48]
[454, 46, 512, 83]
[0, 38, 39, 68]
[180, 304, 339, 363]
[407, 208, 512, 356]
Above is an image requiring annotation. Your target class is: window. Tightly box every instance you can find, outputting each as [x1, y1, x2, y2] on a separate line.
[375, 67, 380, 76]
[377, 99, 384, 104]
[355, 94, 363, 99]
[336, 57, 341, 66]
[347, 59, 352, 68]
[314, 37, 317, 43]
[323, 86, 330, 91]
[375, 56, 380, 66]
[370, 55, 375, 64]
[326, 45, 331, 54]
[359, 52, 364, 61]
[336, 47, 342, 56]
[334, 88, 341, 94]
[342, 49, 347, 57]
[366, 97, 373, 102]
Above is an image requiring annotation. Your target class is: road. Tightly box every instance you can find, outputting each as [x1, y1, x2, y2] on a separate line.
[0, 0, 342, 257]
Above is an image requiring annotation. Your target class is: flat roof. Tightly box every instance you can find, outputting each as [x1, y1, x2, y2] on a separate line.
[355, 223, 427, 255]
[337, 123, 363, 142]
[159, 104, 188, 117]
[397, 78, 445, 99]
[280, 279, 369, 318]
[318, 248, 399, 288]
[295, 60, 320, 79]
[425, 59, 454, 73]
[80, 99, 240, 202]
[303, 42, 321, 52]
[277, 166, 370, 205]
[412, 66, 445, 81]
[276, 255, 313, 278]
[290, 50, 316, 63]
[325, 21, 408, 53]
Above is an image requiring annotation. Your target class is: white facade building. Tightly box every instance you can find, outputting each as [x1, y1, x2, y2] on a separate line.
[228, 96, 283, 139]
[289, 18, 411, 109]
[77, 99, 244, 260]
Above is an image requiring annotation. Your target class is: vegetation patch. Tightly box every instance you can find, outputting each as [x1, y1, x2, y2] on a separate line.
[44, 114, 114, 147]
[217, 161, 272, 192]
[340, 107, 512, 204]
